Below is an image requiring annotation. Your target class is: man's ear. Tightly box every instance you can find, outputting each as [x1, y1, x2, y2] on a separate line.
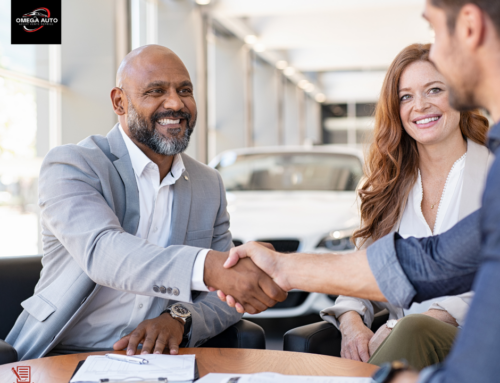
[111, 87, 126, 116]
[457, 4, 486, 52]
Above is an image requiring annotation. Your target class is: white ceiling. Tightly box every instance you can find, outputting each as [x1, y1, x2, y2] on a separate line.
[212, 0, 431, 71]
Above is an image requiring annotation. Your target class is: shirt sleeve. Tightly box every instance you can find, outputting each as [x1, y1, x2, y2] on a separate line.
[366, 233, 417, 309]
[366, 210, 481, 310]
[428, 291, 473, 327]
[190, 249, 210, 292]
[320, 296, 373, 329]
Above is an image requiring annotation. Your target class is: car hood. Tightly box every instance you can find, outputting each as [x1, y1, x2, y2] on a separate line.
[226, 191, 360, 245]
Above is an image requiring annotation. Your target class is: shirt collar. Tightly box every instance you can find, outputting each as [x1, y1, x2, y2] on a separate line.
[488, 121, 500, 153]
[118, 124, 185, 182]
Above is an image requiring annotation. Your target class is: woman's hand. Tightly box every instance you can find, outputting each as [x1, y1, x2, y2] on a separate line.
[338, 311, 374, 362]
[422, 309, 459, 327]
[368, 323, 393, 356]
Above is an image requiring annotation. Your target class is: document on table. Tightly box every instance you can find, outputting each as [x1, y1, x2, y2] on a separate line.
[70, 354, 197, 383]
[197, 372, 373, 383]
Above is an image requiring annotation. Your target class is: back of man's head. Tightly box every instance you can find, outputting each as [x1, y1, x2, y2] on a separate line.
[432, 0, 500, 34]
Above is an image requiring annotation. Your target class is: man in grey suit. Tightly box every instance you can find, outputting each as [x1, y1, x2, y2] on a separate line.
[6, 45, 286, 361]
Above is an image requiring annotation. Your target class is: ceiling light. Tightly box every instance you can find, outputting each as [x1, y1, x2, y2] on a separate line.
[275, 60, 288, 70]
[298, 80, 309, 89]
[244, 35, 258, 45]
[284, 67, 296, 76]
[253, 43, 266, 52]
[305, 83, 315, 93]
[315, 93, 326, 103]
[196, 0, 211, 4]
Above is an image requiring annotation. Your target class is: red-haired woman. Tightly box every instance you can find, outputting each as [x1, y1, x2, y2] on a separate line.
[321, 43, 492, 370]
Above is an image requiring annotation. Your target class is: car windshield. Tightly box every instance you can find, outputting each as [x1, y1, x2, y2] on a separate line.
[215, 152, 363, 191]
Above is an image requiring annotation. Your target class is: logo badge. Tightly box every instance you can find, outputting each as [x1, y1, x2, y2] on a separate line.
[11, 0, 61, 44]
[11, 366, 32, 383]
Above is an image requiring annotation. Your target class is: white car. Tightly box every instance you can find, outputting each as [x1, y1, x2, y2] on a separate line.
[209, 145, 364, 318]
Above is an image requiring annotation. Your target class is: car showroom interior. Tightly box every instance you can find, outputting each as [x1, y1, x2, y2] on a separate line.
[2, 0, 500, 382]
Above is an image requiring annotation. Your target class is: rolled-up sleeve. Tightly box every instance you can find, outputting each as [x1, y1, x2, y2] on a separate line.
[366, 233, 417, 309]
[367, 210, 481, 311]
[429, 292, 473, 327]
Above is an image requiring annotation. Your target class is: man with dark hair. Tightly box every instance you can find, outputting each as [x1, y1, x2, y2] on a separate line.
[220, 1, 500, 382]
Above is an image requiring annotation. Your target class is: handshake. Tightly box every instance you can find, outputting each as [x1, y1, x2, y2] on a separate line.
[203, 242, 291, 314]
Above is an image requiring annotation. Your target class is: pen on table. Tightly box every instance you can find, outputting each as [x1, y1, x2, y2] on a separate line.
[105, 353, 149, 364]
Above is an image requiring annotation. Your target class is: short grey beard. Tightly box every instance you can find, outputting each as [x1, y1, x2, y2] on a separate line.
[126, 100, 193, 156]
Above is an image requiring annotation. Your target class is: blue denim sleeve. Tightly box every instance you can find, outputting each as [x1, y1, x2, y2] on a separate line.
[366, 210, 481, 309]
[394, 210, 481, 304]
[417, 151, 500, 383]
[366, 234, 417, 308]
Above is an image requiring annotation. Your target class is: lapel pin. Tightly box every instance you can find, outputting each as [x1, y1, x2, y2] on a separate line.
[184, 175, 189, 181]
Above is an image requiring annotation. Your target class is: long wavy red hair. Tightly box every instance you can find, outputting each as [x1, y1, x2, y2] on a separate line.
[352, 43, 489, 247]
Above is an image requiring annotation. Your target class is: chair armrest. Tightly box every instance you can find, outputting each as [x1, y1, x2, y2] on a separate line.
[284, 321, 341, 356]
[0, 339, 18, 365]
[200, 319, 266, 349]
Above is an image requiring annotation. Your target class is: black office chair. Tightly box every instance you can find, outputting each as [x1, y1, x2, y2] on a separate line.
[0, 255, 265, 365]
[283, 312, 389, 357]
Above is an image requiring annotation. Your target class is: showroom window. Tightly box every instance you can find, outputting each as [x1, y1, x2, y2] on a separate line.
[0, 0, 62, 256]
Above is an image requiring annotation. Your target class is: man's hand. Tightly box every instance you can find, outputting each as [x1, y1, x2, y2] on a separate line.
[368, 321, 393, 356]
[113, 312, 184, 355]
[338, 311, 374, 362]
[204, 249, 287, 314]
[224, 242, 291, 289]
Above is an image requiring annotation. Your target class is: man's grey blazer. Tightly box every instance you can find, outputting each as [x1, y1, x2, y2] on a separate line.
[6, 124, 242, 360]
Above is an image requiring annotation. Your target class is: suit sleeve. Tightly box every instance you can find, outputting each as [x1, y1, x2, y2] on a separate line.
[39, 146, 203, 304]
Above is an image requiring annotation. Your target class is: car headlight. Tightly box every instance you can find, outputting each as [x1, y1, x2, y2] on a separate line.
[316, 228, 356, 251]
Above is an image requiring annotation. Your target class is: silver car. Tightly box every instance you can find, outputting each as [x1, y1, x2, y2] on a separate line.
[210, 145, 364, 318]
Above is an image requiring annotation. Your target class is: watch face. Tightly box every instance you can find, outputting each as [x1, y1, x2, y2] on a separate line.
[387, 319, 398, 329]
[172, 304, 190, 317]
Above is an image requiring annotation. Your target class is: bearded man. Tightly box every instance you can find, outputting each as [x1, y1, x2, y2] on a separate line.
[6, 45, 286, 361]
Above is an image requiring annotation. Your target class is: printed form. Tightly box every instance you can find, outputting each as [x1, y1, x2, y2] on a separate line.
[70, 354, 196, 383]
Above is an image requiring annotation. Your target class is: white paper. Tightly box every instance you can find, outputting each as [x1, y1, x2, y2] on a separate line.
[70, 354, 196, 383]
[197, 372, 372, 383]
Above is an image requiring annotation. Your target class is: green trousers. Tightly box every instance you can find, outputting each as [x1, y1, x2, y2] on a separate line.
[368, 314, 458, 371]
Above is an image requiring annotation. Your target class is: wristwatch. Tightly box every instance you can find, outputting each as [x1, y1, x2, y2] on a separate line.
[372, 360, 411, 383]
[386, 319, 398, 329]
[164, 303, 192, 346]
[167, 303, 192, 324]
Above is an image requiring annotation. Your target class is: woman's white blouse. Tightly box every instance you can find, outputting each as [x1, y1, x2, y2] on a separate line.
[398, 153, 473, 325]
[399, 153, 466, 237]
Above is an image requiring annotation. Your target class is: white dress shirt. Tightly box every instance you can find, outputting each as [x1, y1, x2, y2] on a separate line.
[399, 153, 473, 326]
[60, 125, 209, 348]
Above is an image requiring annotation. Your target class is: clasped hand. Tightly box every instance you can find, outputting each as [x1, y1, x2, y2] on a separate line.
[206, 242, 290, 314]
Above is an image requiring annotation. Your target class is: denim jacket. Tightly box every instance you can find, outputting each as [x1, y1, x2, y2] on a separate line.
[367, 121, 500, 383]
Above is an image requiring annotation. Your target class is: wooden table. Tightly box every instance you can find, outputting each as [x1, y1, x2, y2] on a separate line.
[0, 348, 378, 382]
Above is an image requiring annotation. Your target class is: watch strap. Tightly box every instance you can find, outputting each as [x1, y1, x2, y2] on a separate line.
[372, 360, 410, 383]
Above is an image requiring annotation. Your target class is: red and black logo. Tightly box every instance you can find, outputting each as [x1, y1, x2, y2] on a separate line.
[11, 0, 61, 44]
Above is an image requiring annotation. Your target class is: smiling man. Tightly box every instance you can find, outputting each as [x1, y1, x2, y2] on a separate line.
[5, 45, 286, 361]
